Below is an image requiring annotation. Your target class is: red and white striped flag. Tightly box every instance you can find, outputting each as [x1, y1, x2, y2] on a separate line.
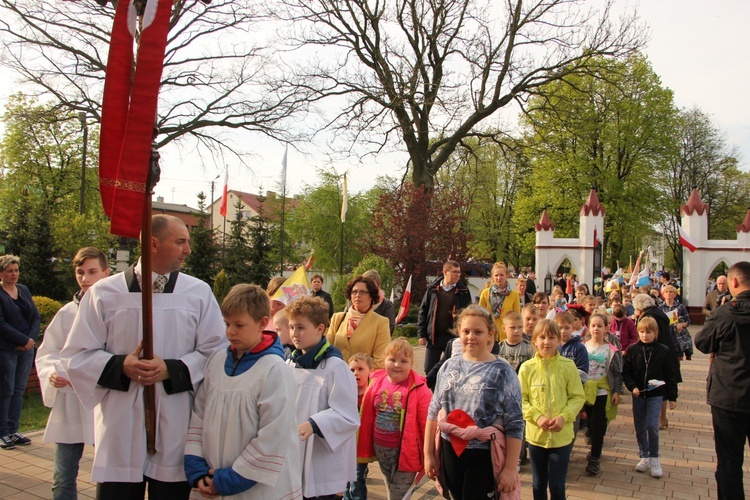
[395, 276, 412, 324]
[678, 225, 697, 252]
[219, 169, 228, 218]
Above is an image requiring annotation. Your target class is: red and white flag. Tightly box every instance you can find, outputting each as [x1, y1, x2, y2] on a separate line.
[304, 249, 316, 270]
[395, 276, 412, 325]
[219, 169, 228, 218]
[678, 225, 697, 252]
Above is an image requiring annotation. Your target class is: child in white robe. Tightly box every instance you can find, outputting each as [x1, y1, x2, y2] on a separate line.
[36, 247, 109, 499]
[286, 296, 360, 500]
[184, 284, 301, 499]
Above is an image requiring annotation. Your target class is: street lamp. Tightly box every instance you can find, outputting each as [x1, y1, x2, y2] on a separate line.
[77, 111, 88, 214]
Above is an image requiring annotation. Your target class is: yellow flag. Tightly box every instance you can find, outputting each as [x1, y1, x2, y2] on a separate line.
[271, 266, 310, 305]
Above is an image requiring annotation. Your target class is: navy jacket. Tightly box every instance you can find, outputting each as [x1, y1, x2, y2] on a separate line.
[0, 284, 41, 351]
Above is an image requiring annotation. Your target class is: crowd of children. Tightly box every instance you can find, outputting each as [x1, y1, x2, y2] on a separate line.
[36, 255, 682, 500]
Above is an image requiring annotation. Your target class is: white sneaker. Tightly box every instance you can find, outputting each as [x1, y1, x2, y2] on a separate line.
[634, 458, 650, 472]
[650, 458, 663, 478]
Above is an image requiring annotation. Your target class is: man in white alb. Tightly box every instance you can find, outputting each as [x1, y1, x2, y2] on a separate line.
[61, 215, 226, 500]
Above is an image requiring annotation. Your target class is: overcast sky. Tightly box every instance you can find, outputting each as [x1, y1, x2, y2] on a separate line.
[1, 0, 748, 207]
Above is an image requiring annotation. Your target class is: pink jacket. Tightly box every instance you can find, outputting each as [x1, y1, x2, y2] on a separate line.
[610, 316, 638, 352]
[357, 369, 431, 473]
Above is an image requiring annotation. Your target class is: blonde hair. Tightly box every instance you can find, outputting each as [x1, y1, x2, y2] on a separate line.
[522, 303, 539, 316]
[349, 352, 374, 369]
[637, 316, 658, 335]
[221, 284, 270, 321]
[491, 262, 507, 274]
[661, 284, 677, 294]
[503, 311, 522, 323]
[532, 319, 562, 342]
[383, 338, 413, 362]
[0, 255, 20, 271]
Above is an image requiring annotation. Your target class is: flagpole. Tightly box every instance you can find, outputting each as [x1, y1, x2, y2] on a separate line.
[140, 129, 159, 455]
[280, 145, 288, 275]
[339, 174, 348, 276]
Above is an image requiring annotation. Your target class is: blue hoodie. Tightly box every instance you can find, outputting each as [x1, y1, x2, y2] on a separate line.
[559, 335, 589, 383]
[184, 331, 284, 496]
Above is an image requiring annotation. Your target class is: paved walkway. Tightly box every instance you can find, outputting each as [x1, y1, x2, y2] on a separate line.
[1, 326, 748, 499]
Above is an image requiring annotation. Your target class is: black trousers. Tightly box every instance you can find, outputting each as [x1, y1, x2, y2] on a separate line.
[711, 405, 750, 500]
[439, 438, 495, 499]
[96, 477, 191, 500]
[585, 394, 608, 459]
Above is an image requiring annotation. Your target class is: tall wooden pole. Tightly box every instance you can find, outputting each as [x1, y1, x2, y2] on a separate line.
[140, 134, 160, 455]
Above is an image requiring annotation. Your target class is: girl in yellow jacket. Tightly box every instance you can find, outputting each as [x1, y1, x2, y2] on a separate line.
[518, 319, 586, 500]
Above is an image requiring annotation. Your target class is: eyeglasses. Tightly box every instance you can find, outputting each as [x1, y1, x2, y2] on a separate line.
[350, 290, 369, 296]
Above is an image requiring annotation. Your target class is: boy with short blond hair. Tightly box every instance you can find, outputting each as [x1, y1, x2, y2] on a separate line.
[36, 247, 109, 498]
[497, 311, 535, 373]
[184, 284, 301, 499]
[287, 296, 359, 499]
[273, 309, 294, 359]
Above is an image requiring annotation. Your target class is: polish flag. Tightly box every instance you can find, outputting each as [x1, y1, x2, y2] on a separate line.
[395, 276, 412, 325]
[304, 249, 316, 270]
[678, 225, 697, 253]
[219, 169, 228, 218]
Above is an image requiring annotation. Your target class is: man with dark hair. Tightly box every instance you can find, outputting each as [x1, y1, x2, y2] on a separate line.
[695, 261, 750, 500]
[417, 260, 471, 373]
[310, 274, 334, 319]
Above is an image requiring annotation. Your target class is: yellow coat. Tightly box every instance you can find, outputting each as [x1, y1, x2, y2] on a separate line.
[479, 287, 521, 342]
[327, 309, 391, 369]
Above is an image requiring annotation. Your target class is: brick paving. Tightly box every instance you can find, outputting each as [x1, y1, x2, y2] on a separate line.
[1, 326, 748, 499]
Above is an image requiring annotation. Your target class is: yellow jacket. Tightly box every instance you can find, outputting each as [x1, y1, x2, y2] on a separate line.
[327, 309, 391, 369]
[519, 352, 586, 448]
[479, 287, 521, 342]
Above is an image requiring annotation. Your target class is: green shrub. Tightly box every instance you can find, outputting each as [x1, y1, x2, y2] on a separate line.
[395, 323, 419, 338]
[32, 296, 63, 323]
[329, 274, 350, 313]
[213, 269, 230, 304]
[351, 255, 395, 297]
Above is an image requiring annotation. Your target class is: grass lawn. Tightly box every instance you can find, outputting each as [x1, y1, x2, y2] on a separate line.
[20, 392, 50, 433]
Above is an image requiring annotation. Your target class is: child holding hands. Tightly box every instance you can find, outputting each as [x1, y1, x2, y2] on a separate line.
[519, 319, 585, 500]
[622, 316, 678, 478]
[358, 339, 432, 499]
[425, 305, 524, 499]
[184, 284, 301, 499]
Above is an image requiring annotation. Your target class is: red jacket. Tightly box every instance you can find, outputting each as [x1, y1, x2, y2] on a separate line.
[357, 369, 432, 473]
[610, 316, 638, 352]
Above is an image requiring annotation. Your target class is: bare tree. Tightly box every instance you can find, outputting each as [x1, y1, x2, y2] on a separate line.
[273, 0, 645, 189]
[0, 0, 311, 162]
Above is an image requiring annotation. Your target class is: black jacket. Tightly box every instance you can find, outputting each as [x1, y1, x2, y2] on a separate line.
[0, 284, 41, 351]
[695, 290, 750, 412]
[417, 277, 472, 344]
[638, 306, 682, 383]
[622, 341, 678, 401]
[311, 289, 335, 319]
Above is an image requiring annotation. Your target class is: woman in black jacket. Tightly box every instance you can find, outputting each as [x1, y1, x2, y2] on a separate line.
[0, 255, 41, 449]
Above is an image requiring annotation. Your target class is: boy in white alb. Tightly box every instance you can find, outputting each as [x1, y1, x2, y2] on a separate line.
[286, 296, 359, 500]
[36, 247, 110, 499]
[184, 284, 301, 499]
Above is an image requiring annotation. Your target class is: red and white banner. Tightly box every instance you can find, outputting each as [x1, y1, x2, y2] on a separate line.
[678, 225, 697, 253]
[219, 169, 228, 218]
[395, 276, 412, 325]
